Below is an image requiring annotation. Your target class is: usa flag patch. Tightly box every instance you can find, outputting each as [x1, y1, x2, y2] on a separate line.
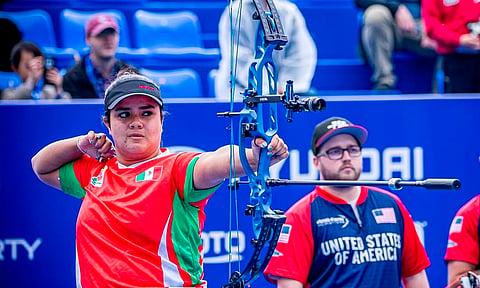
[372, 208, 397, 224]
[449, 216, 463, 234]
[278, 224, 292, 243]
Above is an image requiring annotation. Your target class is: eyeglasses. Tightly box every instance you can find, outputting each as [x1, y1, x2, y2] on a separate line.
[317, 146, 362, 160]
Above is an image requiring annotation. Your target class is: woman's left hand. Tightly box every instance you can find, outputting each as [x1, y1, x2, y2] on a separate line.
[252, 134, 289, 166]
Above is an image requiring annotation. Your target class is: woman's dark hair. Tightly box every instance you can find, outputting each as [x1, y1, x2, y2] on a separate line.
[10, 41, 43, 69]
[116, 64, 139, 78]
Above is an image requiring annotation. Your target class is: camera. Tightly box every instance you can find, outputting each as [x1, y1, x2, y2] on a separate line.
[43, 56, 56, 85]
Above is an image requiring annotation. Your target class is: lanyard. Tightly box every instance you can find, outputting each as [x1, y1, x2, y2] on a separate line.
[31, 77, 44, 100]
[85, 55, 107, 98]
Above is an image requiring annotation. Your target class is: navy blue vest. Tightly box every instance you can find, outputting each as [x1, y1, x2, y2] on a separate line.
[308, 188, 404, 287]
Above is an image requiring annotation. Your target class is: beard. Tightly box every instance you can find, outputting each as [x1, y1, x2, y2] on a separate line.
[320, 164, 361, 181]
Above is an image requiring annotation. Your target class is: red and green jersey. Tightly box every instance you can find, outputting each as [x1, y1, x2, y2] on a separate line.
[59, 148, 219, 288]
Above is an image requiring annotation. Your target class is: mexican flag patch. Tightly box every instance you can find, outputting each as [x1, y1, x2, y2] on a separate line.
[135, 166, 162, 182]
[91, 166, 108, 187]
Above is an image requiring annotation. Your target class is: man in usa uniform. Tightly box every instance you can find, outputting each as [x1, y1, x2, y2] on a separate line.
[264, 116, 430, 288]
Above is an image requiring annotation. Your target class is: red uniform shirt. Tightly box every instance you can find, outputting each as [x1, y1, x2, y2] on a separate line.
[264, 186, 429, 287]
[59, 149, 219, 288]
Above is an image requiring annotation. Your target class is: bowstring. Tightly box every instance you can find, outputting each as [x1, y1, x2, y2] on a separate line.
[227, 0, 244, 278]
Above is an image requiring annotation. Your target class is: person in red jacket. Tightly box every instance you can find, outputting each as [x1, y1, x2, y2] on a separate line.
[422, 0, 480, 93]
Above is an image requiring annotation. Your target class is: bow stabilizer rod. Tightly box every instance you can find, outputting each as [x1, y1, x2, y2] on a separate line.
[265, 178, 461, 190]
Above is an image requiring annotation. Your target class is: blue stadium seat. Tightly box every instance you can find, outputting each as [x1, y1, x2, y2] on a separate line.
[0, 71, 21, 91]
[0, 9, 57, 47]
[59, 9, 131, 51]
[124, 10, 220, 97]
[117, 47, 219, 98]
[133, 10, 203, 49]
[139, 68, 203, 98]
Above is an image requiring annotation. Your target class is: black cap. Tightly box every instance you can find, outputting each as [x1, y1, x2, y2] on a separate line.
[311, 117, 368, 155]
[104, 76, 163, 110]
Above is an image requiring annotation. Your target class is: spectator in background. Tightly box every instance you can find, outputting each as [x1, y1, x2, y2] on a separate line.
[63, 14, 131, 99]
[1, 41, 70, 100]
[0, 18, 22, 72]
[422, 0, 480, 93]
[356, 0, 437, 90]
[264, 116, 430, 288]
[215, 0, 317, 100]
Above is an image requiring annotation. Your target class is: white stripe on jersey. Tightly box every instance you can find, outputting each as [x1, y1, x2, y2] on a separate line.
[75, 242, 82, 288]
[158, 211, 184, 287]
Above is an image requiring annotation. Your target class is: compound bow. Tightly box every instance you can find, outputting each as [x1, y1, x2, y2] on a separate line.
[218, 0, 325, 286]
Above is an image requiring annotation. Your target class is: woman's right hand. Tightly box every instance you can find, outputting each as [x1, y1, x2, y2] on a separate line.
[77, 131, 116, 162]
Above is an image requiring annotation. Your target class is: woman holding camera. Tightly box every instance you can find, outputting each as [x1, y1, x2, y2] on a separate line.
[1, 41, 70, 100]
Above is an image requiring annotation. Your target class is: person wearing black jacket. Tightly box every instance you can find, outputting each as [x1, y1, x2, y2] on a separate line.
[355, 0, 436, 90]
[63, 56, 129, 99]
[63, 14, 134, 99]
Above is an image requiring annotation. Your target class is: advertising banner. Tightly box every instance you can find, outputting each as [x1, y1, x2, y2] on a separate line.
[0, 95, 479, 288]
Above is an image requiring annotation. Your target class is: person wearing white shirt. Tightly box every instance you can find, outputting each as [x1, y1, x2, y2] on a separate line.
[215, 0, 317, 100]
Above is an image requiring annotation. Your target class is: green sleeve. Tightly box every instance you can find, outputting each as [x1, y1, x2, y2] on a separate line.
[183, 157, 222, 203]
[59, 162, 86, 199]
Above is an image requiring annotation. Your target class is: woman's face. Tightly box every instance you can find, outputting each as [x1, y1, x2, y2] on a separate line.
[105, 95, 163, 165]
